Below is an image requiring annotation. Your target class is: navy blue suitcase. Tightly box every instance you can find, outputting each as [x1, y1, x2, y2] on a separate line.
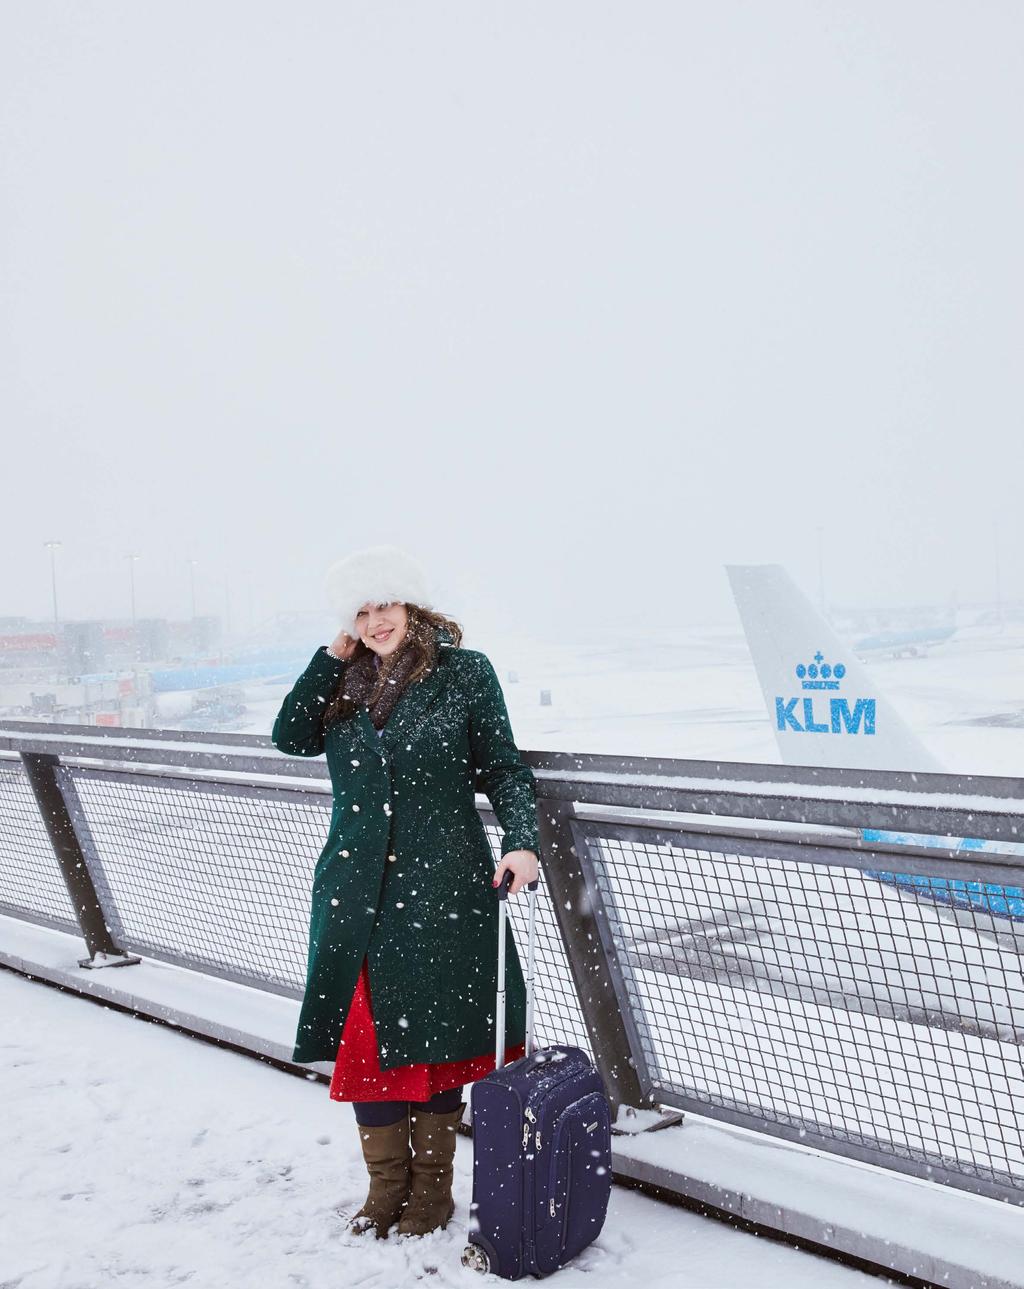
[461, 871, 612, 1279]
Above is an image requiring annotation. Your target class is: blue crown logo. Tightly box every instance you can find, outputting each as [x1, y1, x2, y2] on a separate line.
[795, 651, 845, 690]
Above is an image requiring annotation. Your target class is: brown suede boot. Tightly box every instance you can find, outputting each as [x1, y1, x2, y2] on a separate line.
[348, 1111, 412, 1239]
[396, 1101, 466, 1238]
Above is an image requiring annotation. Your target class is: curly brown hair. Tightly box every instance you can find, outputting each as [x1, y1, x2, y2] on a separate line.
[322, 603, 464, 731]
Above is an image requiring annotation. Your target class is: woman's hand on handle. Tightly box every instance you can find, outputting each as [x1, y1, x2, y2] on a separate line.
[492, 849, 539, 896]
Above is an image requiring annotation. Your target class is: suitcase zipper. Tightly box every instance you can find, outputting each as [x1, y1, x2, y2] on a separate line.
[523, 1104, 536, 1151]
[547, 1090, 606, 1247]
[521, 1074, 599, 1274]
[562, 1151, 573, 1244]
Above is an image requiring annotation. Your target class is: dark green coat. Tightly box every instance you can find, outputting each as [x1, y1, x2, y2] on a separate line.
[271, 626, 541, 1068]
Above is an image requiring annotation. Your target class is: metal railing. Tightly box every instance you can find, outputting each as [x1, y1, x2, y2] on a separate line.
[2, 719, 1023, 1213]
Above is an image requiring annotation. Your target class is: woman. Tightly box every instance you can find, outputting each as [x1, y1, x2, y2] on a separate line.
[271, 544, 540, 1242]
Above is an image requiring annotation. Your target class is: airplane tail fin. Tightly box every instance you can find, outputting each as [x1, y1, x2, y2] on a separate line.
[726, 564, 943, 772]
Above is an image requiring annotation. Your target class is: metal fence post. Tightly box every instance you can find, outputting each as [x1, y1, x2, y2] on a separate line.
[20, 752, 140, 969]
[534, 796, 655, 1122]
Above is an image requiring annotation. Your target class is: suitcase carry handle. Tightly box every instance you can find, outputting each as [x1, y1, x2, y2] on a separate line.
[493, 869, 538, 1070]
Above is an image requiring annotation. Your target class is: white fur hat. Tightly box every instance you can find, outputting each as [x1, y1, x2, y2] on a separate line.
[323, 544, 435, 634]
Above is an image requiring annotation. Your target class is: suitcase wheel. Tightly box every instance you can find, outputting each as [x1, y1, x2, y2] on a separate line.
[461, 1244, 491, 1274]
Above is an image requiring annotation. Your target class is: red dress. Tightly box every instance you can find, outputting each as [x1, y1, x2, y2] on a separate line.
[329, 955, 526, 1101]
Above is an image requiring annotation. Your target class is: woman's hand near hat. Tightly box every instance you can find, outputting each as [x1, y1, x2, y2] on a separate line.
[327, 630, 359, 661]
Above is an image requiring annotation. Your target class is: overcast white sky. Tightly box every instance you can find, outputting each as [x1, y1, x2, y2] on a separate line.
[2, 2, 1021, 642]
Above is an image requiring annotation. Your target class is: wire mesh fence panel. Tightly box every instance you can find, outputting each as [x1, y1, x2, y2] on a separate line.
[480, 816, 593, 1062]
[68, 769, 333, 994]
[583, 825, 1024, 1202]
[0, 761, 79, 932]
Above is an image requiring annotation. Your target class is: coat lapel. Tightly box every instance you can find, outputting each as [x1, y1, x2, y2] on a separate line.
[379, 655, 451, 756]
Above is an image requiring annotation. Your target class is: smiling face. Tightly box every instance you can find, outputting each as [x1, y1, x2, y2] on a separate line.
[355, 601, 409, 657]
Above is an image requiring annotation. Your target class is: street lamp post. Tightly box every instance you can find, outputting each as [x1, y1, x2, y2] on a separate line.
[43, 540, 62, 628]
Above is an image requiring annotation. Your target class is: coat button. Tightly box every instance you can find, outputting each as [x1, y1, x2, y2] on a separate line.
[388, 853, 398, 862]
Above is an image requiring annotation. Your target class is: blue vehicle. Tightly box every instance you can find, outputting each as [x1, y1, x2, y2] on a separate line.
[860, 829, 1024, 922]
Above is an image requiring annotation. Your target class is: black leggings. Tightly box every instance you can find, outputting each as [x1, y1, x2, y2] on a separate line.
[351, 1084, 464, 1127]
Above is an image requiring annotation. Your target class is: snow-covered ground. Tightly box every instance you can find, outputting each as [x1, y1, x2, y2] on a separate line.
[1, 966, 885, 1289]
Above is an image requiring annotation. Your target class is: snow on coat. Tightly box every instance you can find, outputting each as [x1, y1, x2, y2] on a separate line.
[271, 625, 541, 1067]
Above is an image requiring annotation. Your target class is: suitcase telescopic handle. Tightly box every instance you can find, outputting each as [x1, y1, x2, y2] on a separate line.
[493, 869, 538, 1071]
